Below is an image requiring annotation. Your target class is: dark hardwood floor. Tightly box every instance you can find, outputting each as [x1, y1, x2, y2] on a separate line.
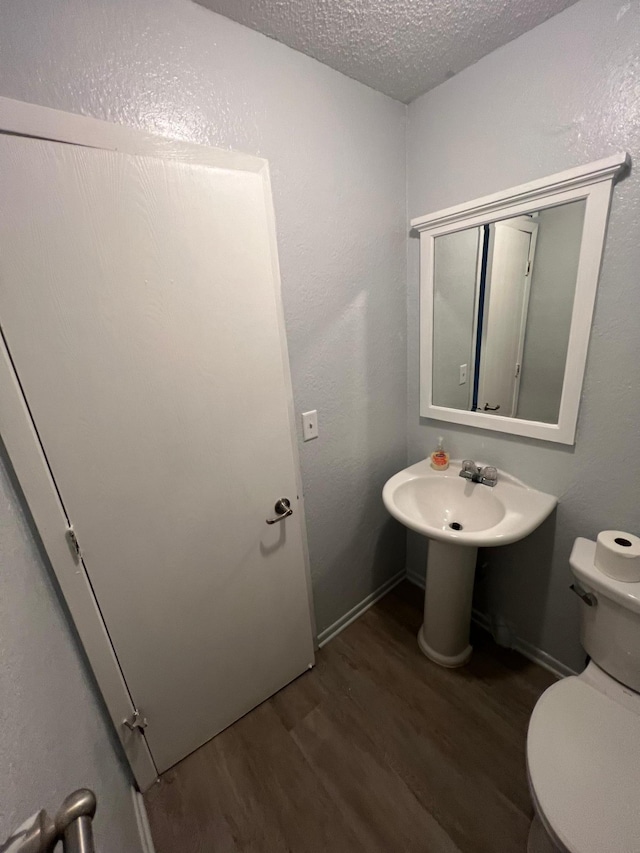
[144, 581, 556, 853]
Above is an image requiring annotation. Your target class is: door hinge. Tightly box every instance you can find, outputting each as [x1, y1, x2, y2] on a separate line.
[515, 363, 521, 378]
[123, 709, 148, 734]
[526, 260, 532, 276]
[66, 525, 82, 560]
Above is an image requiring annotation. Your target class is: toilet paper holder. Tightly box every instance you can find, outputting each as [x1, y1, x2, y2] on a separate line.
[570, 582, 597, 607]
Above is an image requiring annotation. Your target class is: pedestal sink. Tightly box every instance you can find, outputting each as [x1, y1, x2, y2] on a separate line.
[383, 459, 557, 667]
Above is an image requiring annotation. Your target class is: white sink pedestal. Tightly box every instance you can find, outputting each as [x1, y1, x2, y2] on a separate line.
[383, 458, 557, 669]
[418, 541, 478, 667]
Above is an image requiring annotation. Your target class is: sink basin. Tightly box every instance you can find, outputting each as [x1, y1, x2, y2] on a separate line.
[383, 459, 557, 668]
[383, 459, 557, 547]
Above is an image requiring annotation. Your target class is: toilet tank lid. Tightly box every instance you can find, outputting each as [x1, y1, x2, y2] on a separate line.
[570, 538, 640, 615]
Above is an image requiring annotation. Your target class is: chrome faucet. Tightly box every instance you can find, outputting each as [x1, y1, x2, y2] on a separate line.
[459, 460, 498, 487]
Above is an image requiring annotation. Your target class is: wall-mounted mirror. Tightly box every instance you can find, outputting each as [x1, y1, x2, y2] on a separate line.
[413, 153, 629, 444]
[433, 200, 585, 424]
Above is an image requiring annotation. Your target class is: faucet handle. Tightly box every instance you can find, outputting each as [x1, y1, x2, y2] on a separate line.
[480, 466, 498, 485]
[461, 460, 479, 473]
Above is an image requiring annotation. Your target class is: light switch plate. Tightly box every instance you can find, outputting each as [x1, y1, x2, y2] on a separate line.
[302, 410, 319, 441]
[459, 364, 468, 385]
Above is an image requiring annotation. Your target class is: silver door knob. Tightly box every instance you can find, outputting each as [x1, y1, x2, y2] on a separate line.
[266, 498, 293, 524]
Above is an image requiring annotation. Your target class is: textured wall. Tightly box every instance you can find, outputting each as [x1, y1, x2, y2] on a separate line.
[0, 451, 142, 850]
[0, 2, 407, 831]
[407, 0, 640, 671]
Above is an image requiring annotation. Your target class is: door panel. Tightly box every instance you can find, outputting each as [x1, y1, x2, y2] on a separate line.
[0, 135, 314, 772]
[477, 222, 533, 417]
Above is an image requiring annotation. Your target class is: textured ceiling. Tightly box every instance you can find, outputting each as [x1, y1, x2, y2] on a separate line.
[194, 0, 578, 103]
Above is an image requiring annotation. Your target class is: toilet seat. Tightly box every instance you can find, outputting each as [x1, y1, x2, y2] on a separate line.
[527, 674, 640, 853]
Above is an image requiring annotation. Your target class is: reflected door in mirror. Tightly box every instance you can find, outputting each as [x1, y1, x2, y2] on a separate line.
[477, 218, 537, 416]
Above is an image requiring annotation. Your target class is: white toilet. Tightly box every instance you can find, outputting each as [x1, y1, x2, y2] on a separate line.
[526, 537, 640, 853]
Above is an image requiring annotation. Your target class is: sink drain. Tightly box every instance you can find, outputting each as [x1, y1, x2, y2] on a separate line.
[449, 522, 463, 531]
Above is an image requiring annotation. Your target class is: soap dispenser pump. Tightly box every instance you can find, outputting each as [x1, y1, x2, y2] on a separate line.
[430, 436, 450, 471]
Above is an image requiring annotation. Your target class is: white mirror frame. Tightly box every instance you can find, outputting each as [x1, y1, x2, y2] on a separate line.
[412, 152, 629, 445]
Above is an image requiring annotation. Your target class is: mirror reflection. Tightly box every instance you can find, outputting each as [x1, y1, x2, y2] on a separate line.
[432, 199, 586, 424]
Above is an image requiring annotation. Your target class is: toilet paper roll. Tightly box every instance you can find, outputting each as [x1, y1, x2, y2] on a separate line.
[594, 530, 640, 583]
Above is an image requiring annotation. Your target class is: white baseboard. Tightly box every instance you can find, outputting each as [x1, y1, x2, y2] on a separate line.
[132, 787, 157, 853]
[317, 570, 405, 648]
[406, 567, 426, 589]
[405, 570, 576, 680]
[512, 636, 577, 679]
[470, 608, 577, 679]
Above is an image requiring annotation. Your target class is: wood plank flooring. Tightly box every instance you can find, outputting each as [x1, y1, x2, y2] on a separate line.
[144, 581, 556, 852]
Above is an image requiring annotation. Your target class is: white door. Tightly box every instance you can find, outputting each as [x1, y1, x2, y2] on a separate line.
[477, 219, 537, 417]
[0, 134, 315, 773]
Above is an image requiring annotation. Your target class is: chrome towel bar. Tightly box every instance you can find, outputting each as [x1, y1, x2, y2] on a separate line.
[0, 789, 96, 853]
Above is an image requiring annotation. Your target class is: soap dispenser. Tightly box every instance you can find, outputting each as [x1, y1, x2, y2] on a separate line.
[430, 436, 450, 471]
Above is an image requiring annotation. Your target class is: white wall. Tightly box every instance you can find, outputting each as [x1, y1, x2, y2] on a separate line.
[0, 0, 407, 844]
[518, 202, 585, 424]
[407, 0, 640, 671]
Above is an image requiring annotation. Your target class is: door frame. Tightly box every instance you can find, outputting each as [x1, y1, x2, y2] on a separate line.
[0, 96, 316, 791]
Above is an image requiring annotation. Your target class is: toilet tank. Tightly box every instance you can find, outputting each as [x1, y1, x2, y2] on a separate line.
[570, 538, 640, 693]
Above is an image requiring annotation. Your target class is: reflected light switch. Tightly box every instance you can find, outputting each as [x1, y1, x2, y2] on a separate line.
[302, 410, 319, 441]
